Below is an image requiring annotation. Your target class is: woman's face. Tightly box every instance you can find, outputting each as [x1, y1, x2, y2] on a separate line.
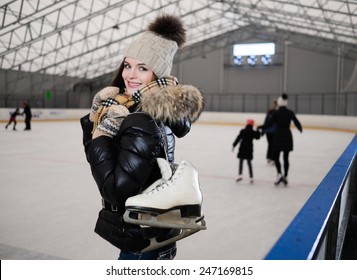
[122, 57, 155, 96]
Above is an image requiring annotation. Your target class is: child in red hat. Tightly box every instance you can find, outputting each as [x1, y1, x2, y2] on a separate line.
[232, 119, 261, 184]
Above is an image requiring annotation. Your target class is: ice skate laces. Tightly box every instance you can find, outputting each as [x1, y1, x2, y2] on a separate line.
[148, 161, 186, 193]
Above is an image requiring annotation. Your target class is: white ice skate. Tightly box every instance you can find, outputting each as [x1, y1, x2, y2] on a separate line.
[124, 158, 206, 229]
[124, 158, 206, 252]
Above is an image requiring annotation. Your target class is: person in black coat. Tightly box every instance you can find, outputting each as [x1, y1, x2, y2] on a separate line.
[262, 99, 278, 164]
[22, 102, 32, 130]
[81, 14, 204, 260]
[259, 94, 303, 186]
[232, 119, 261, 184]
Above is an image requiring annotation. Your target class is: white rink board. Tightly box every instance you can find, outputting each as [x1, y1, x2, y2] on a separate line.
[0, 108, 356, 132]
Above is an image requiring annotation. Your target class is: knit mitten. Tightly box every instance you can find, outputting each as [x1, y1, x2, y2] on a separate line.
[93, 104, 129, 138]
[89, 86, 120, 122]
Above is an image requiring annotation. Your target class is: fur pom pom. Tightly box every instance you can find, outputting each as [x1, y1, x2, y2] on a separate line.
[148, 14, 186, 47]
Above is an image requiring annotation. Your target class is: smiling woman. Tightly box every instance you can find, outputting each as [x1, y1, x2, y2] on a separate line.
[80, 13, 204, 260]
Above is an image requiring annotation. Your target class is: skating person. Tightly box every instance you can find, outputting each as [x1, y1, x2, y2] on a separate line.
[258, 94, 303, 186]
[261, 99, 278, 164]
[232, 119, 261, 184]
[22, 102, 32, 130]
[80, 14, 204, 260]
[5, 108, 20, 131]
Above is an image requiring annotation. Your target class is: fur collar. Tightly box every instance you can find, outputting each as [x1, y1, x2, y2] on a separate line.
[139, 84, 204, 124]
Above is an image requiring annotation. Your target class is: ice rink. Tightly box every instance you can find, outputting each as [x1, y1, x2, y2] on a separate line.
[0, 120, 355, 260]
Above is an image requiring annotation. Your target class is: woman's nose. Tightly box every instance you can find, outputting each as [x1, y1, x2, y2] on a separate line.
[128, 68, 137, 78]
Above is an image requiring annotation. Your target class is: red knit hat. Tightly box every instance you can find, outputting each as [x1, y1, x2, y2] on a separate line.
[246, 119, 254, 125]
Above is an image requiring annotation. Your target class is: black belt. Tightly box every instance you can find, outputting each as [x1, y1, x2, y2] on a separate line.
[101, 198, 119, 212]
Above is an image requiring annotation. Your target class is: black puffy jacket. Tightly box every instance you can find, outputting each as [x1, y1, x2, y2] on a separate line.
[81, 84, 204, 252]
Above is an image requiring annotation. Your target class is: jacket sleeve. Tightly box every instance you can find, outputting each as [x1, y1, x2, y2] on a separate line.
[168, 116, 191, 138]
[291, 112, 303, 133]
[163, 116, 191, 163]
[80, 113, 93, 148]
[260, 111, 276, 130]
[164, 126, 175, 163]
[262, 113, 269, 132]
[85, 113, 163, 208]
[232, 132, 242, 148]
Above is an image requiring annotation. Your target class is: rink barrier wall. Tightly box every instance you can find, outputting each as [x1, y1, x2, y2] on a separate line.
[265, 134, 357, 260]
[0, 108, 356, 133]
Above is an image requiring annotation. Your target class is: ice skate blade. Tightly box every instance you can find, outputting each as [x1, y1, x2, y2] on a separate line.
[141, 217, 207, 253]
[123, 209, 207, 230]
[274, 178, 283, 185]
[125, 204, 202, 218]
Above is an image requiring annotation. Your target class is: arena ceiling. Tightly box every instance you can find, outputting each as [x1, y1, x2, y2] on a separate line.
[1, 0, 357, 80]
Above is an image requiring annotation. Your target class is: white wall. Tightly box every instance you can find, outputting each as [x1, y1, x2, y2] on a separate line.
[1, 108, 356, 133]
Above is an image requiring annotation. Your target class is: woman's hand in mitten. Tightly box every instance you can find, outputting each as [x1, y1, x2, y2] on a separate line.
[92, 105, 129, 139]
[89, 86, 120, 122]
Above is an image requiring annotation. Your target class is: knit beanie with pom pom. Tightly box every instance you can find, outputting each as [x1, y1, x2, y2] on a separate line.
[277, 93, 288, 107]
[124, 14, 186, 78]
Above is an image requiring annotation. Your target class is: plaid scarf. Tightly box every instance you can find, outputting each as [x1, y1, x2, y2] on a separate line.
[132, 76, 178, 102]
[92, 76, 179, 133]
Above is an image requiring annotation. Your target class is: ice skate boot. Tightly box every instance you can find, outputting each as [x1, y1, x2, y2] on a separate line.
[140, 157, 173, 193]
[274, 173, 283, 186]
[282, 176, 288, 186]
[124, 158, 206, 230]
[236, 175, 243, 182]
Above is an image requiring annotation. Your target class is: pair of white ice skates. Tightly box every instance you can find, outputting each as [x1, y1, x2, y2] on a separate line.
[124, 158, 206, 252]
